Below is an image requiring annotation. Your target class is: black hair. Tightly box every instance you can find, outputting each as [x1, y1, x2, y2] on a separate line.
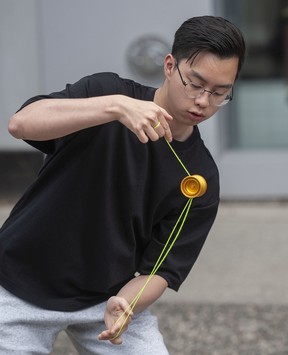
[172, 16, 246, 77]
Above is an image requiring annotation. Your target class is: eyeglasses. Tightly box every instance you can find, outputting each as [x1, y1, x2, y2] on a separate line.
[175, 61, 233, 107]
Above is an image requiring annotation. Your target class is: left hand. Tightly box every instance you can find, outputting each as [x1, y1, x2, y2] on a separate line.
[98, 296, 133, 345]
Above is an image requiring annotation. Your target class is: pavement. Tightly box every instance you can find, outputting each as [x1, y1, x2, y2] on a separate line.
[1, 201, 288, 354]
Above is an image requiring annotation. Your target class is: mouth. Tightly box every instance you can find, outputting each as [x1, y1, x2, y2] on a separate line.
[188, 111, 205, 121]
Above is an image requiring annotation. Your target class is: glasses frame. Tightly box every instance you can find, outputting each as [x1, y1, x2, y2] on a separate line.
[175, 60, 233, 107]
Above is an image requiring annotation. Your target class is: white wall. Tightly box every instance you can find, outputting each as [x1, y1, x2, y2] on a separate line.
[39, 0, 214, 92]
[0, 0, 214, 150]
[0, 0, 40, 150]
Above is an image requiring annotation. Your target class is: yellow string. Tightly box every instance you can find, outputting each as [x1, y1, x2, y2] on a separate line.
[112, 198, 193, 339]
[111, 138, 192, 340]
[165, 138, 190, 176]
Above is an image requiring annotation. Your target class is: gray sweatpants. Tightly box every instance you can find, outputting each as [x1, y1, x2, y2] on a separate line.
[0, 285, 169, 355]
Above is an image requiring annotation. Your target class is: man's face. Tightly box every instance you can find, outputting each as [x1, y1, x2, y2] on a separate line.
[164, 52, 239, 137]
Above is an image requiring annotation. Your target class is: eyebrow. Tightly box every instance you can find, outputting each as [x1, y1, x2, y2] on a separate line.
[190, 70, 233, 89]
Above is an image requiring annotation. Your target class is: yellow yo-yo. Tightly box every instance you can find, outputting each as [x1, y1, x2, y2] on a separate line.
[180, 175, 207, 198]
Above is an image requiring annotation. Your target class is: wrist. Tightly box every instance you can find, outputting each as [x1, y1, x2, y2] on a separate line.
[105, 95, 125, 121]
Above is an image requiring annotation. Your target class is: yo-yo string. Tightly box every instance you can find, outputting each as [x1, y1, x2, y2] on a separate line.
[111, 198, 193, 340]
[165, 138, 190, 176]
[111, 138, 193, 340]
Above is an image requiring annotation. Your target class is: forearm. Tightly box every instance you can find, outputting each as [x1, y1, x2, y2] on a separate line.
[8, 95, 121, 141]
[9, 93, 173, 143]
[116, 274, 168, 314]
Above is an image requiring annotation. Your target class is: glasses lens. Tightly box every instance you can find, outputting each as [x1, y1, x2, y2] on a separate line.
[210, 96, 230, 107]
[184, 82, 232, 107]
[184, 85, 203, 99]
[215, 93, 233, 106]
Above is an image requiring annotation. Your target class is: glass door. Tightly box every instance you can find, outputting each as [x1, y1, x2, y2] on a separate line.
[213, 0, 288, 199]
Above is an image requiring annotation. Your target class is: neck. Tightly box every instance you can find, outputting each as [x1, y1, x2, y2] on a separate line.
[169, 122, 194, 142]
[154, 87, 194, 142]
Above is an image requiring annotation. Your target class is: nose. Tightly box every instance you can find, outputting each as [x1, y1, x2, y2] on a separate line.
[194, 91, 211, 108]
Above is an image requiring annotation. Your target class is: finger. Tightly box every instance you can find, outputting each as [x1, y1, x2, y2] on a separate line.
[110, 336, 123, 345]
[157, 112, 173, 142]
[111, 317, 130, 335]
[98, 329, 114, 341]
[150, 118, 170, 141]
[135, 121, 159, 143]
[109, 327, 124, 345]
[115, 298, 134, 318]
[98, 330, 123, 345]
[152, 123, 166, 139]
[164, 125, 173, 142]
[156, 120, 172, 142]
[146, 125, 162, 142]
[158, 106, 173, 122]
[135, 129, 150, 144]
[152, 121, 161, 130]
[135, 115, 172, 143]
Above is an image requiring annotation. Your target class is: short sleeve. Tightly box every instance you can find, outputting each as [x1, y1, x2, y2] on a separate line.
[137, 199, 219, 291]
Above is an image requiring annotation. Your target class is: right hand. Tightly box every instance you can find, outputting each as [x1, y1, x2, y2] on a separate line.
[116, 96, 173, 143]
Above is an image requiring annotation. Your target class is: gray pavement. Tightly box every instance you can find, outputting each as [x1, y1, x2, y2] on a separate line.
[1, 201, 288, 354]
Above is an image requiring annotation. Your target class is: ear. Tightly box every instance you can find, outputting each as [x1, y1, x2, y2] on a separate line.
[164, 54, 175, 79]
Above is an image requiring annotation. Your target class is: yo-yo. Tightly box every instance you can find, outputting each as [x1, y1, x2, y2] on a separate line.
[180, 175, 207, 198]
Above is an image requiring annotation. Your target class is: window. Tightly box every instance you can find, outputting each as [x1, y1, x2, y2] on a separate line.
[220, 0, 288, 149]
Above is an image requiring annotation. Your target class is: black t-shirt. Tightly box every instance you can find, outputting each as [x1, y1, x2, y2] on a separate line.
[0, 73, 219, 311]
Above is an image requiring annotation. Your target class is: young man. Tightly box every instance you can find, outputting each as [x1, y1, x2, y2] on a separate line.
[0, 16, 245, 354]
